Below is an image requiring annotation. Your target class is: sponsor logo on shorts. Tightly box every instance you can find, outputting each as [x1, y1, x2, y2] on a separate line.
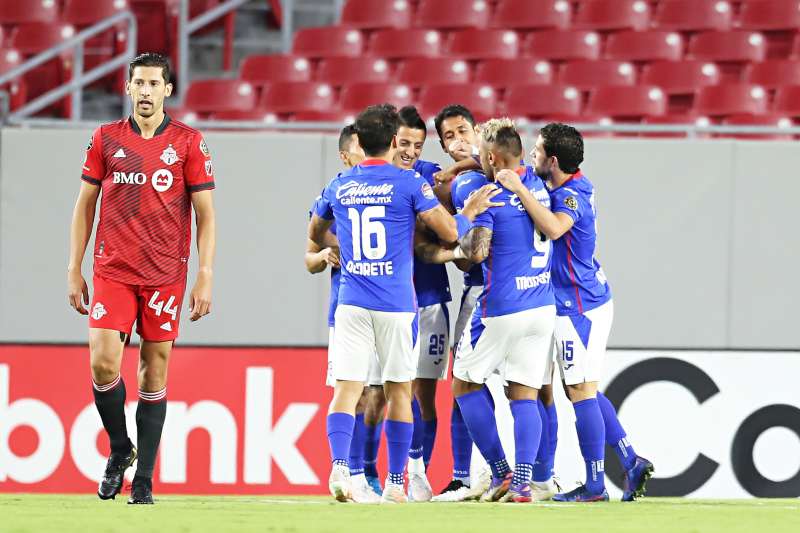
[91, 302, 107, 320]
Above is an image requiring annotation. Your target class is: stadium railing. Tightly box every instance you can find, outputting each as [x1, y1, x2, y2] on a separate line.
[0, 10, 137, 122]
[4, 116, 799, 139]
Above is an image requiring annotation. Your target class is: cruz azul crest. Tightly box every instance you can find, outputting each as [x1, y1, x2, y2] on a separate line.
[160, 144, 178, 166]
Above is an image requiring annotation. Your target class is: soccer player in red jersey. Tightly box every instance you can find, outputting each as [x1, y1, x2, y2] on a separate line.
[66, 53, 216, 505]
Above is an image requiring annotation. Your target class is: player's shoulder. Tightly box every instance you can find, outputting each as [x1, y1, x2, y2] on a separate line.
[167, 117, 205, 142]
[454, 169, 486, 188]
[93, 117, 128, 136]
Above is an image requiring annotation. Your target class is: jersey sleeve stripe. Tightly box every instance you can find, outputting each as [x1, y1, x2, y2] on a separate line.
[81, 174, 101, 186]
[188, 181, 215, 192]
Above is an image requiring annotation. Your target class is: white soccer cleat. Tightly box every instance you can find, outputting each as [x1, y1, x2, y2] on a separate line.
[351, 473, 381, 504]
[381, 482, 408, 504]
[328, 464, 352, 503]
[408, 471, 434, 502]
[532, 477, 562, 501]
[464, 466, 492, 501]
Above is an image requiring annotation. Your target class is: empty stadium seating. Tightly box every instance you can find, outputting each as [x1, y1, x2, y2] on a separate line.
[523, 30, 602, 61]
[368, 29, 442, 58]
[260, 81, 337, 115]
[0, 0, 59, 24]
[605, 31, 684, 62]
[572, 0, 651, 32]
[445, 30, 520, 60]
[474, 58, 554, 87]
[744, 60, 800, 88]
[394, 58, 471, 87]
[693, 84, 769, 116]
[652, 0, 733, 32]
[418, 83, 497, 121]
[560, 60, 636, 90]
[339, 82, 414, 114]
[504, 84, 582, 119]
[587, 86, 668, 120]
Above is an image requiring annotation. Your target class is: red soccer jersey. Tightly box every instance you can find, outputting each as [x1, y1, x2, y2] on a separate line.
[81, 114, 215, 286]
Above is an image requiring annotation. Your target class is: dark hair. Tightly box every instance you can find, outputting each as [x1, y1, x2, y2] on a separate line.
[128, 52, 171, 84]
[354, 104, 399, 157]
[398, 105, 426, 134]
[338, 123, 358, 152]
[492, 126, 523, 158]
[434, 104, 475, 139]
[539, 122, 584, 174]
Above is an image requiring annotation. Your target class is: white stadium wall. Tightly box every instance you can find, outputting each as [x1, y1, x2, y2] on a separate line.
[0, 127, 798, 349]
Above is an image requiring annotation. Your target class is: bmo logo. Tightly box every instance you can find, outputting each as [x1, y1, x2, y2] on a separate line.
[151, 169, 174, 192]
[112, 171, 146, 185]
[112, 169, 174, 192]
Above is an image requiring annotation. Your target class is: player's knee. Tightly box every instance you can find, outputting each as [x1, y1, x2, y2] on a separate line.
[90, 358, 119, 382]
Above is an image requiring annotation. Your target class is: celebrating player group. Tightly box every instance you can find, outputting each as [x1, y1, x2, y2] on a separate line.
[307, 104, 655, 504]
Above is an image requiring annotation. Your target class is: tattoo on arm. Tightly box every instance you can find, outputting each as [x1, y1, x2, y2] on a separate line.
[462, 227, 492, 263]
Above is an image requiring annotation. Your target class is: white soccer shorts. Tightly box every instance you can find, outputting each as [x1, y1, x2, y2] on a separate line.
[453, 305, 556, 389]
[332, 304, 418, 384]
[554, 300, 614, 385]
[327, 325, 382, 387]
[416, 303, 451, 380]
[452, 285, 483, 351]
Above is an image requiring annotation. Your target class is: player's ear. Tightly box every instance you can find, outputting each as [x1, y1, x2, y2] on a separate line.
[124, 79, 131, 96]
[164, 82, 173, 98]
[390, 135, 398, 149]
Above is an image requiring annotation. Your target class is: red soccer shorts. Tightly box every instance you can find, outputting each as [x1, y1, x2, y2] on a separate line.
[89, 274, 187, 342]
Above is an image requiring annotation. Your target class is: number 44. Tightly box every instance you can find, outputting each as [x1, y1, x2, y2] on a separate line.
[148, 291, 178, 320]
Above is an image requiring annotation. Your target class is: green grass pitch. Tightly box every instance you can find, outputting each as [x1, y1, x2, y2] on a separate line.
[2, 495, 798, 533]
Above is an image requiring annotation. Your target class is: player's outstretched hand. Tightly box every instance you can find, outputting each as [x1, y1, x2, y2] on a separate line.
[67, 269, 89, 315]
[463, 184, 505, 219]
[494, 169, 525, 194]
[189, 270, 213, 322]
[320, 246, 340, 268]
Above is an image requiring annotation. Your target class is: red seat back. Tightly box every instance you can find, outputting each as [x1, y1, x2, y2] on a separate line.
[688, 31, 767, 62]
[63, 0, 129, 25]
[560, 60, 636, 90]
[587, 86, 667, 118]
[774, 85, 800, 115]
[394, 58, 471, 87]
[653, 0, 733, 32]
[184, 79, 258, 113]
[605, 31, 684, 62]
[744, 60, 800, 89]
[693, 84, 769, 116]
[260, 81, 337, 114]
[239, 55, 312, 86]
[523, 31, 601, 61]
[739, 0, 800, 31]
[641, 60, 721, 94]
[0, 0, 59, 24]
[339, 82, 414, 113]
[417, 83, 497, 121]
[415, 0, 489, 30]
[504, 84, 582, 118]
[445, 30, 520, 60]
[474, 59, 554, 87]
[316, 57, 391, 86]
[491, 0, 570, 30]
[368, 29, 442, 59]
[292, 27, 364, 58]
[573, 0, 651, 31]
[341, 0, 413, 29]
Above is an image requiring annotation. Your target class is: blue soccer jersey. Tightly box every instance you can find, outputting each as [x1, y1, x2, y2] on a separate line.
[314, 159, 440, 313]
[451, 170, 488, 287]
[413, 159, 452, 307]
[471, 167, 555, 317]
[548, 171, 612, 316]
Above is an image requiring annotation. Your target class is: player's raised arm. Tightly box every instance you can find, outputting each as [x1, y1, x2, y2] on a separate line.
[495, 169, 574, 240]
[67, 181, 101, 314]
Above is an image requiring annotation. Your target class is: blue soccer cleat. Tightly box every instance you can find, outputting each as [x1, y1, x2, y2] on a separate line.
[366, 475, 383, 496]
[552, 484, 609, 502]
[622, 456, 654, 502]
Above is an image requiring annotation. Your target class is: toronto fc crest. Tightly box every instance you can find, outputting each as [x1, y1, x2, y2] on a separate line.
[160, 144, 178, 166]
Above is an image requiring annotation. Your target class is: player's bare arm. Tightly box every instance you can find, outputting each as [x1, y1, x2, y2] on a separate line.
[495, 168, 574, 240]
[308, 214, 334, 249]
[460, 226, 493, 264]
[414, 227, 457, 265]
[305, 237, 340, 273]
[189, 190, 215, 322]
[67, 181, 100, 315]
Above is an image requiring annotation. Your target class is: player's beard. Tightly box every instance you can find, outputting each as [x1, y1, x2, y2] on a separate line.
[135, 99, 158, 118]
[534, 163, 552, 182]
